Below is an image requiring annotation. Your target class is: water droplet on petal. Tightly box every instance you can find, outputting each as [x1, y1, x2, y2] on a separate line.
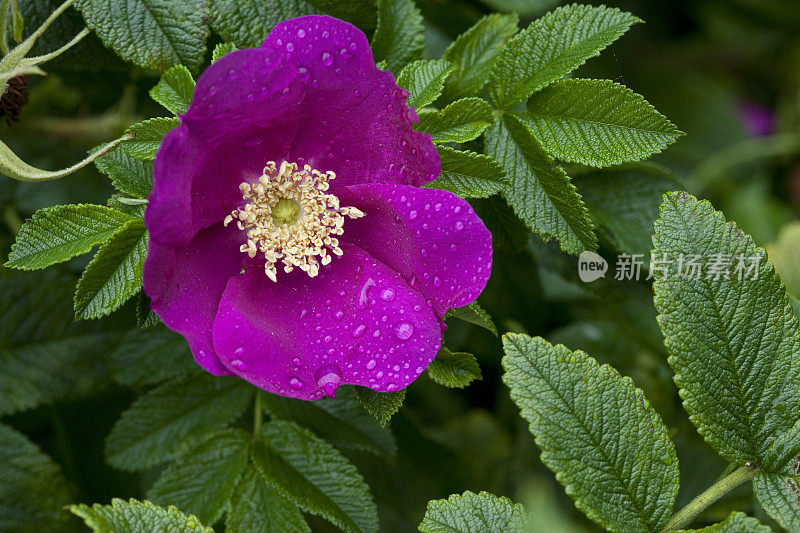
[286, 42, 295, 52]
[297, 28, 306, 37]
[409, 210, 418, 219]
[394, 322, 414, 340]
[367, 359, 377, 370]
[455, 221, 464, 230]
[352, 324, 366, 337]
[234, 346, 244, 356]
[322, 52, 333, 66]
[379, 288, 396, 301]
[334, 310, 344, 320]
[289, 377, 303, 390]
[231, 359, 245, 369]
[315, 365, 342, 397]
[358, 278, 375, 308]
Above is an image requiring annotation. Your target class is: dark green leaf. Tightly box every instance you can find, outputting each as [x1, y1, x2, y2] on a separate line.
[105, 374, 253, 471]
[148, 428, 250, 525]
[502, 334, 679, 532]
[370, 0, 423, 73]
[95, 147, 154, 199]
[150, 64, 195, 116]
[488, 4, 640, 109]
[677, 511, 774, 533]
[6, 204, 134, 270]
[122, 117, 180, 160]
[753, 468, 800, 532]
[210, 0, 317, 48]
[110, 327, 198, 387]
[75, 0, 210, 73]
[427, 348, 481, 389]
[355, 386, 405, 427]
[425, 148, 506, 199]
[485, 114, 597, 255]
[252, 420, 379, 533]
[74, 219, 147, 320]
[226, 469, 310, 533]
[444, 301, 498, 335]
[416, 97, 494, 144]
[70, 498, 213, 533]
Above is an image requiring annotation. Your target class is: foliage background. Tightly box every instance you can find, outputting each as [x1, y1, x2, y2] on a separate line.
[1, 0, 799, 531]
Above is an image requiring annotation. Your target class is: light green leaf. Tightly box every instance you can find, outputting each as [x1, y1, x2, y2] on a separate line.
[210, 0, 316, 48]
[425, 148, 506, 199]
[0, 422, 74, 532]
[419, 490, 528, 533]
[122, 117, 180, 160]
[485, 114, 597, 255]
[95, 147, 154, 199]
[150, 64, 195, 116]
[252, 420, 379, 533]
[753, 469, 800, 532]
[355, 386, 405, 427]
[148, 428, 250, 525]
[75, 0, 210, 73]
[416, 97, 494, 144]
[259, 388, 397, 456]
[488, 4, 640, 110]
[652, 192, 800, 466]
[502, 333, 679, 532]
[677, 511, 774, 533]
[110, 327, 198, 387]
[70, 498, 213, 533]
[105, 374, 253, 471]
[444, 301, 498, 335]
[575, 162, 683, 257]
[441, 12, 519, 102]
[427, 347, 481, 389]
[0, 269, 119, 416]
[524, 79, 682, 167]
[226, 469, 310, 533]
[73, 218, 147, 320]
[370, 0, 423, 73]
[211, 42, 237, 63]
[5, 204, 134, 270]
[396, 59, 454, 110]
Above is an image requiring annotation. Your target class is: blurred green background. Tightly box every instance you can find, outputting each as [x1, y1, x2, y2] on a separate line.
[1, 0, 799, 531]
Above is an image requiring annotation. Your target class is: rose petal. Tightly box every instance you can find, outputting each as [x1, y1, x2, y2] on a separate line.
[212, 243, 442, 400]
[143, 224, 244, 375]
[338, 184, 492, 316]
[262, 15, 439, 189]
[146, 48, 305, 246]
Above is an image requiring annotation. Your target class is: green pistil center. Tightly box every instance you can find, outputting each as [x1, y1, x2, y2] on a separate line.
[271, 198, 301, 226]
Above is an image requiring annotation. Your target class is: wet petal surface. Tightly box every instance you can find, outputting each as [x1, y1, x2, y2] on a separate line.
[212, 243, 442, 400]
[338, 184, 493, 316]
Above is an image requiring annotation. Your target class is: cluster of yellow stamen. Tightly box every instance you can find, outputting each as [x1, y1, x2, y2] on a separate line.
[225, 161, 364, 282]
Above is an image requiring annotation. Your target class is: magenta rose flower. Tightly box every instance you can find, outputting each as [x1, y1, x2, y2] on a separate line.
[142, 15, 492, 400]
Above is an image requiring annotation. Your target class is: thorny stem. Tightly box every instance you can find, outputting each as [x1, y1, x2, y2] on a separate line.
[661, 464, 757, 531]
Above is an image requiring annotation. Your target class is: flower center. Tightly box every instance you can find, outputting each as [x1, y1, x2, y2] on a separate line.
[224, 161, 364, 282]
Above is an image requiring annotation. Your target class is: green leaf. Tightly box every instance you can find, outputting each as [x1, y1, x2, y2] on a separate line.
[305, 0, 377, 31]
[210, 0, 317, 48]
[0, 422, 75, 532]
[488, 4, 640, 110]
[75, 0, 210, 73]
[74, 218, 147, 320]
[122, 117, 180, 160]
[6, 204, 134, 270]
[753, 469, 800, 532]
[105, 374, 253, 471]
[252, 420, 379, 533]
[395, 59, 454, 110]
[678, 511, 774, 533]
[574, 162, 683, 257]
[502, 333, 679, 532]
[110, 327, 198, 387]
[416, 97, 494, 144]
[0, 269, 119, 416]
[148, 428, 250, 525]
[95, 147, 154, 199]
[226, 469, 310, 533]
[355, 386, 405, 427]
[70, 498, 213, 533]
[441, 13, 519, 102]
[652, 192, 800, 466]
[150, 64, 195, 116]
[259, 388, 397, 456]
[370, 0, 423, 73]
[425, 147, 506, 200]
[485, 114, 597, 255]
[427, 347, 481, 389]
[419, 491, 528, 533]
[211, 42, 237, 63]
[444, 301, 498, 335]
[524, 79, 682, 167]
